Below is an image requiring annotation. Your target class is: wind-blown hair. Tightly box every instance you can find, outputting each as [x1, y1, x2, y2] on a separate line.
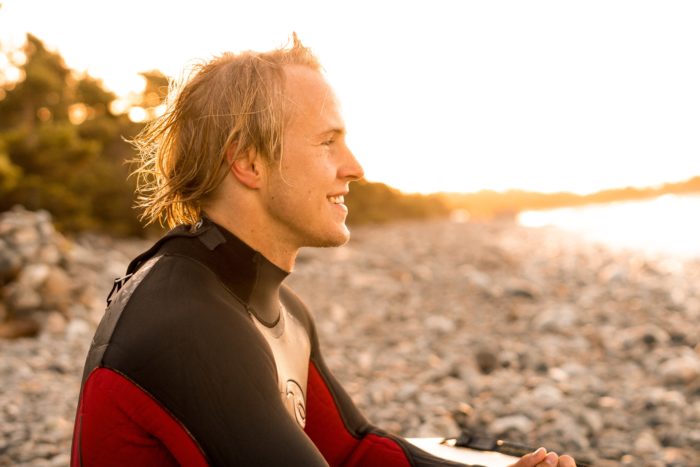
[131, 34, 321, 228]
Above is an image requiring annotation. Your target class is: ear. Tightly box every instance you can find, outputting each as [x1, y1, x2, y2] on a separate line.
[226, 144, 265, 189]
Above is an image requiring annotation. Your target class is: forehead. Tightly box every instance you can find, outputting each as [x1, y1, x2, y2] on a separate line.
[283, 65, 343, 131]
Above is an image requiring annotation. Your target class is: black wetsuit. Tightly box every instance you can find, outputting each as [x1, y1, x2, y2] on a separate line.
[71, 218, 471, 466]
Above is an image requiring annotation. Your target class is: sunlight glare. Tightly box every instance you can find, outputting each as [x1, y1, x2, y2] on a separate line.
[128, 106, 147, 123]
[518, 194, 700, 257]
[68, 103, 88, 125]
[109, 99, 129, 116]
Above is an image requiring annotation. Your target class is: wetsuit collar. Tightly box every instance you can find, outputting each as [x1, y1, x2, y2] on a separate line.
[201, 218, 290, 327]
[127, 217, 289, 327]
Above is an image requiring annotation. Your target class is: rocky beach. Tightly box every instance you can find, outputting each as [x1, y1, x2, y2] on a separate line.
[1, 207, 699, 466]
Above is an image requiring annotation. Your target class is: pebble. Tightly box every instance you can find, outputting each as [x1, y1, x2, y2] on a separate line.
[489, 415, 535, 437]
[2, 211, 700, 465]
[659, 354, 700, 385]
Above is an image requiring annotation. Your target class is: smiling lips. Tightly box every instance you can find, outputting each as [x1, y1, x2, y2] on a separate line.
[327, 194, 348, 213]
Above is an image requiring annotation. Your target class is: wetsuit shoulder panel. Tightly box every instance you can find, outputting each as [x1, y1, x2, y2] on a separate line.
[80, 254, 328, 466]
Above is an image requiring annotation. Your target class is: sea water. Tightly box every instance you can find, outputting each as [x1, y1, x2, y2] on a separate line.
[518, 194, 700, 259]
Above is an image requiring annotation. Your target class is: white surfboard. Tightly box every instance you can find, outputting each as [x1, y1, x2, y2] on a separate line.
[406, 438, 519, 467]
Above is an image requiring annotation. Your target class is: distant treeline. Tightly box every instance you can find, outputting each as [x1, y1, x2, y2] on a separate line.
[1, 34, 699, 235]
[347, 175, 700, 225]
[345, 180, 450, 224]
[441, 176, 700, 220]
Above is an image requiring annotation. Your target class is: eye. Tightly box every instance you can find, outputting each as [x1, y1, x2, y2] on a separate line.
[321, 138, 335, 146]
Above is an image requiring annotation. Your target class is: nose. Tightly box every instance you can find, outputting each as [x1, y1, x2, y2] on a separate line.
[339, 145, 364, 182]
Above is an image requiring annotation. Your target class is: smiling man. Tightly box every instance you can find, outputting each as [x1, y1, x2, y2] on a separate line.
[70, 36, 576, 467]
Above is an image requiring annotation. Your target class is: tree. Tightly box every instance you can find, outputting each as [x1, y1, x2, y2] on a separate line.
[0, 34, 144, 234]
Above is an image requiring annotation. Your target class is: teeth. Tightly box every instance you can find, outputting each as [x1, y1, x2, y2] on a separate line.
[328, 195, 345, 204]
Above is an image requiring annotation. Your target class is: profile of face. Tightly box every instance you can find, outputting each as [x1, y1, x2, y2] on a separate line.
[260, 65, 364, 249]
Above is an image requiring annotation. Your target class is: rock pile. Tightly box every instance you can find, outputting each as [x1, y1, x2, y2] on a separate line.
[0, 207, 142, 340]
[0, 207, 74, 338]
[1, 210, 699, 466]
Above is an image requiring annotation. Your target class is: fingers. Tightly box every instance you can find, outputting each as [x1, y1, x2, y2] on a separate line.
[535, 452, 558, 467]
[536, 452, 578, 467]
[508, 447, 547, 467]
[508, 448, 577, 467]
[558, 454, 577, 467]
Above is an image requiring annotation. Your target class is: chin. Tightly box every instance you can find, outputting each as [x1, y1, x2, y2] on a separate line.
[307, 224, 351, 248]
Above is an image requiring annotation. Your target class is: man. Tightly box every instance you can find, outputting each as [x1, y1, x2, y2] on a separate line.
[71, 36, 576, 466]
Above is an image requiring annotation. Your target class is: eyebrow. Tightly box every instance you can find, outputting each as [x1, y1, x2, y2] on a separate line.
[317, 128, 346, 138]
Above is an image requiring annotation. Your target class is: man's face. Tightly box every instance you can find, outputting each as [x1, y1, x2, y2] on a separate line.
[260, 65, 364, 249]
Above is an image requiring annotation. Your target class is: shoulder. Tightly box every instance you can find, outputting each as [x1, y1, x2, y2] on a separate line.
[104, 253, 274, 371]
[129, 252, 238, 304]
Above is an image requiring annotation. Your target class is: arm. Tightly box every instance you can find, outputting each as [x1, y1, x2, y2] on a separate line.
[305, 352, 469, 467]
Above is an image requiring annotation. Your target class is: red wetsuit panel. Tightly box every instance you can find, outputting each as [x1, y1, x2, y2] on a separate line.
[73, 367, 207, 467]
[305, 362, 411, 467]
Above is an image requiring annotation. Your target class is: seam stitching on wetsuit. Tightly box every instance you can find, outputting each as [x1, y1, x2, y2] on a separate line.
[369, 430, 420, 467]
[306, 307, 369, 442]
[99, 366, 211, 465]
[310, 356, 363, 442]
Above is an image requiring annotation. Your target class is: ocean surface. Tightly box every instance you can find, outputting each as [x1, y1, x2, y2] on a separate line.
[517, 194, 700, 259]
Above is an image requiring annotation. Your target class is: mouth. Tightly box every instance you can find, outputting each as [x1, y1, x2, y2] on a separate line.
[327, 193, 348, 214]
[327, 194, 345, 205]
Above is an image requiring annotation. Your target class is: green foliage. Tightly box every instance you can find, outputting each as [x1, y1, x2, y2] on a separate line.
[76, 75, 115, 110]
[0, 34, 71, 128]
[0, 34, 144, 235]
[0, 140, 21, 192]
[346, 179, 450, 224]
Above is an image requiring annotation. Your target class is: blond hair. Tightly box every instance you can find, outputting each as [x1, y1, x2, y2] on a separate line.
[131, 34, 321, 228]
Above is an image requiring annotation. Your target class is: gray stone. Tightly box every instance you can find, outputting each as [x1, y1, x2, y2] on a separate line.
[65, 319, 91, 340]
[615, 324, 671, 350]
[459, 264, 491, 289]
[578, 409, 604, 435]
[533, 304, 578, 332]
[425, 315, 456, 334]
[17, 263, 50, 289]
[37, 244, 62, 265]
[531, 384, 564, 409]
[40, 267, 72, 313]
[5, 283, 42, 311]
[634, 430, 662, 455]
[659, 354, 700, 385]
[475, 348, 499, 375]
[0, 318, 40, 339]
[489, 415, 534, 436]
[44, 312, 67, 335]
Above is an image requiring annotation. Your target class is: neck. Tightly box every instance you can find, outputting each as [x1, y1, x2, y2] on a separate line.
[203, 206, 298, 273]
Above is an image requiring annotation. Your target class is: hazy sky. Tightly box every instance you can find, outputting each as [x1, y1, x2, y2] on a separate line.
[1, 0, 699, 194]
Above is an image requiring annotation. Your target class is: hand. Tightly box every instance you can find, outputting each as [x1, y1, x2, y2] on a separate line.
[508, 447, 576, 467]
